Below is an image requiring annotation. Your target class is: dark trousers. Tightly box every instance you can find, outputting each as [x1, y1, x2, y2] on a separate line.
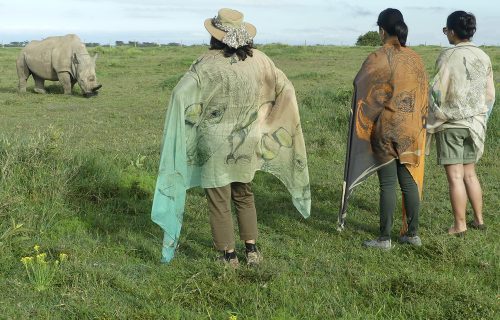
[377, 160, 420, 240]
[204, 182, 258, 251]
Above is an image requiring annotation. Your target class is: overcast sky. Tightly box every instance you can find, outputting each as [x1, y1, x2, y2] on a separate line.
[0, 0, 498, 46]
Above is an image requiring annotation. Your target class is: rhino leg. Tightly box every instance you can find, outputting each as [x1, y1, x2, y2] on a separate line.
[33, 75, 46, 94]
[57, 72, 72, 95]
[16, 55, 30, 93]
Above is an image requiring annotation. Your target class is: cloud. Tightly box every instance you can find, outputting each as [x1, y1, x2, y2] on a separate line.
[1, 0, 499, 45]
[405, 6, 447, 12]
[121, 5, 206, 19]
[287, 26, 360, 35]
[342, 3, 374, 17]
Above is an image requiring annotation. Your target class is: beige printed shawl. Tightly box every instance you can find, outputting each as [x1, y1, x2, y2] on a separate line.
[427, 42, 496, 161]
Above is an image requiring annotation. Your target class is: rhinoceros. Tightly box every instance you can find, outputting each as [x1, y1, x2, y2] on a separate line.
[16, 34, 102, 97]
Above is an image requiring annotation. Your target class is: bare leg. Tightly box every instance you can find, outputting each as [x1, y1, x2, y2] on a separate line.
[33, 75, 46, 94]
[444, 164, 467, 233]
[463, 163, 483, 225]
[58, 72, 72, 95]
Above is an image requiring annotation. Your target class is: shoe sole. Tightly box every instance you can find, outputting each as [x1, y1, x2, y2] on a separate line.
[363, 244, 392, 250]
[400, 242, 422, 247]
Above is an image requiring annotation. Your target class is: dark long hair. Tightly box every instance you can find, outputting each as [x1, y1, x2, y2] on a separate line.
[377, 8, 408, 47]
[209, 37, 254, 61]
[447, 11, 476, 40]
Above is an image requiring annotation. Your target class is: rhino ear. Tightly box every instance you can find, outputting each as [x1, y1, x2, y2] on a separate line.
[72, 53, 79, 64]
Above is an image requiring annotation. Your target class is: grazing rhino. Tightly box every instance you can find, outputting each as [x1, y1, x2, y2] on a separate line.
[16, 34, 102, 97]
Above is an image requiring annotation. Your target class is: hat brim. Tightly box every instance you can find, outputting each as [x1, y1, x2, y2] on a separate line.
[204, 18, 257, 44]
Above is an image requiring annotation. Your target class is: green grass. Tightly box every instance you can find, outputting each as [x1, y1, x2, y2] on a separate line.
[0, 45, 499, 319]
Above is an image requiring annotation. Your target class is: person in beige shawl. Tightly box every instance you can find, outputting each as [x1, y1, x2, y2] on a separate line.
[427, 11, 495, 235]
[151, 8, 310, 266]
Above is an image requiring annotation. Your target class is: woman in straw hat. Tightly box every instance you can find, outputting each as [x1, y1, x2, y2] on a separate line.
[151, 8, 310, 267]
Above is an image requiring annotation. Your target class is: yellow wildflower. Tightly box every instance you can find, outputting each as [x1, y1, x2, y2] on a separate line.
[34, 244, 40, 252]
[59, 253, 68, 262]
[229, 315, 238, 320]
[21, 256, 34, 265]
[36, 253, 47, 263]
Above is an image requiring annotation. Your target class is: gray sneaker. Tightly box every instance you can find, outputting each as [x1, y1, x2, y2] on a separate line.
[363, 238, 392, 250]
[399, 235, 422, 246]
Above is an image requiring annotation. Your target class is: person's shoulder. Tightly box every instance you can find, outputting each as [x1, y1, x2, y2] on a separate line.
[370, 45, 393, 59]
[435, 46, 455, 63]
[370, 46, 385, 57]
[195, 50, 220, 63]
[439, 43, 485, 63]
[470, 45, 493, 63]
[251, 49, 270, 61]
[403, 46, 419, 56]
[188, 50, 223, 71]
[403, 47, 425, 63]
[249, 49, 277, 67]
[363, 47, 386, 64]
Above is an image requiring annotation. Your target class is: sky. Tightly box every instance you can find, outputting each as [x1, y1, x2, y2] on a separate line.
[0, 0, 499, 46]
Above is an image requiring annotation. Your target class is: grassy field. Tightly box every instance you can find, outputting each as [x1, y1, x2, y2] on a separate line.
[0, 44, 498, 319]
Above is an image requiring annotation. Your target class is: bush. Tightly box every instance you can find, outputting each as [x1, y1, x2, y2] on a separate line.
[356, 31, 382, 46]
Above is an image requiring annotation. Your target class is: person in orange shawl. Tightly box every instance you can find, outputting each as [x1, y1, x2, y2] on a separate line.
[339, 8, 428, 249]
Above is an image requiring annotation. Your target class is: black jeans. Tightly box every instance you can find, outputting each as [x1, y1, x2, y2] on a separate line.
[377, 160, 420, 240]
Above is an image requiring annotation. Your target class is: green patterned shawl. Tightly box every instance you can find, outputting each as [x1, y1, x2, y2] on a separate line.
[152, 49, 311, 263]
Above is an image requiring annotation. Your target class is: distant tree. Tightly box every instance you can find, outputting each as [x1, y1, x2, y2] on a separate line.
[115, 41, 125, 46]
[356, 31, 382, 46]
[85, 42, 100, 47]
[140, 42, 158, 47]
[6, 41, 29, 47]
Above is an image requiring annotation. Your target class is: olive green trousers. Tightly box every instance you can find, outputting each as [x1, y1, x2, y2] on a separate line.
[204, 182, 258, 251]
[377, 160, 420, 240]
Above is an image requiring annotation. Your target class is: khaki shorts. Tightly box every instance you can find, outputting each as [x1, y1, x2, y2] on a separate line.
[435, 128, 477, 165]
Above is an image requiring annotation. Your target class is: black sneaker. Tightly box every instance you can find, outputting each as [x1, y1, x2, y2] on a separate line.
[218, 251, 239, 268]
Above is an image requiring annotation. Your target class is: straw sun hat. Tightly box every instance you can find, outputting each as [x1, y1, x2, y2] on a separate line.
[204, 8, 257, 49]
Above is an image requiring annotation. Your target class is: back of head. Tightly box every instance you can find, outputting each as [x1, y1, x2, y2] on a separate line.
[377, 8, 408, 47]
[209, 36, 254, 61]
[447, 11, 476, 40]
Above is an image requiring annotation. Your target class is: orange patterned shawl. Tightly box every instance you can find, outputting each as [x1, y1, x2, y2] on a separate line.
[339, 39, 429, 230]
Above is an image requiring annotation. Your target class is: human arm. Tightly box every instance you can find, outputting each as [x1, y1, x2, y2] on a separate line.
[485, 63, 495, 119]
